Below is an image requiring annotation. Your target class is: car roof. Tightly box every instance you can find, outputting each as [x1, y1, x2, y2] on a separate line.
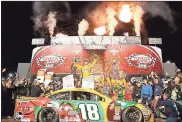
[44, 88, 111, 100]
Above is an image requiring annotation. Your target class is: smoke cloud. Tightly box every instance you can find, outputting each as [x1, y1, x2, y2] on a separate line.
[141, 2, 176, 31]
[82, 2, 176, 36]
[32, 1, 176, 37]
[32, 1, 72, 36]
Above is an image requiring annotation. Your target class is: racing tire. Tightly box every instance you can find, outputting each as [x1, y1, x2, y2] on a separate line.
[38, 107, 59, 122]
[122, 106, 143, 122]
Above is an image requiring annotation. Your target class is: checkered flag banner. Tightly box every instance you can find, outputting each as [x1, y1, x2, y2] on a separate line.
[126, 54, 156, 69]
[56, 54, 66, 65]
[37, 55, 45, 67]
[36, 54, 66, 68]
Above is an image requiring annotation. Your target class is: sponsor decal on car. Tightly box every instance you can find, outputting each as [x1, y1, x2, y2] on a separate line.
[113, 103, 121, 120]
[37, 54, 66, 68]
[15, 111, 24, 120]
[126, 53, 156, 69]
[58, 102, 83, 122]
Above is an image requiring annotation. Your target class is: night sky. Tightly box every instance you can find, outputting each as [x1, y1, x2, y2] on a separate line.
[2, 1, 182, 73]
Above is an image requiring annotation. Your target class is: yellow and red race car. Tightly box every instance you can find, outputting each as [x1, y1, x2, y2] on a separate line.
[14, 88, 154, 122]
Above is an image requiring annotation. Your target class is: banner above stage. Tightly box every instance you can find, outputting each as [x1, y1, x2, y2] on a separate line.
[50, 36, 141, 45]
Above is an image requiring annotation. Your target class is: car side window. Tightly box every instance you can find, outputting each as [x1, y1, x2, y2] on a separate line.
[48, 92, 71, 100]
[73, 91, 104, 101]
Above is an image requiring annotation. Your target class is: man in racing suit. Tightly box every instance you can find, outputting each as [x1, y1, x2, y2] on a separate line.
[73, 54, 97, 88]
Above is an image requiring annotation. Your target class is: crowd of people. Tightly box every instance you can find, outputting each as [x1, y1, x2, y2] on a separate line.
[1, 67, 182, 121]
[95, 70, 182, 121]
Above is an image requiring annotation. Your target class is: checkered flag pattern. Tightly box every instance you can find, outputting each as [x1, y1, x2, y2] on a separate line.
[59, 56, 66, 65]
[148, 55, 156, 66]
[126, 55, 133, 66]
[37, 55, 45, 67]
[36, 54, 66, 67]
[37, 55, 44, 61]
[126, 54, 156, 68]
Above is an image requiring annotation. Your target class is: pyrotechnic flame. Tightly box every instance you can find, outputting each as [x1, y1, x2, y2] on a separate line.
[106, 7, 118, 36]
[78, 19, 89, 36]
[55, 33, 68, 37]
[133, 5, 144, 36]
[94, 26, 106, 35]
[46, 12, 57, 37]
[119, 4, 132, 23]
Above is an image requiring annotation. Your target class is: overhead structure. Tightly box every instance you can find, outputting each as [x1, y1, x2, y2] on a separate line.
[29, 36, 164, 77]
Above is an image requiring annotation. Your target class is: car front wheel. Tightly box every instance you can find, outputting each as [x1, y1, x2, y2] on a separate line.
[38, 107, 59, 122]
[122, 106, 143, 122]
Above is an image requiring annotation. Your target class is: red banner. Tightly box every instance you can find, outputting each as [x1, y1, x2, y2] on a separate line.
[31, 45, 163, 75]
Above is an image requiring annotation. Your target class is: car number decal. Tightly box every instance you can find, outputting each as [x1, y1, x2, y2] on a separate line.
[78, 103, 100, 121]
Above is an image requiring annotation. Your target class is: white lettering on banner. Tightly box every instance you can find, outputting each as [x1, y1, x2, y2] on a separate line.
[50, 36, 141, 45]
[37, 54, 66, 68]
[126, 54, 156, 69]
[78, 104, 100, 121]
[81, 36, 103, 45]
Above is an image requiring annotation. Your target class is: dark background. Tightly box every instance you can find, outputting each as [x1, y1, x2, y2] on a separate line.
[1, 1, 182, 74]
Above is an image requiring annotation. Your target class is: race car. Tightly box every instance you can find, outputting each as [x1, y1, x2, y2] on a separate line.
[14, 88, 154, 122]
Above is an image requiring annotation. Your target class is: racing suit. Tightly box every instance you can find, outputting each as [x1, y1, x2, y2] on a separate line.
[74, 58, 97, 78]
[74, 58, 97, 88]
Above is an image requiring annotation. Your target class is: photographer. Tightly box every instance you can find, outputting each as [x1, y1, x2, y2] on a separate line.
[156, 91, 179, 122]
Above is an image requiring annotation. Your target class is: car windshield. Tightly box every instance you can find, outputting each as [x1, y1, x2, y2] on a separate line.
[72, 91, 104, 101]
[48, 91, 71, 100]
[45, 89, 112, 101]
